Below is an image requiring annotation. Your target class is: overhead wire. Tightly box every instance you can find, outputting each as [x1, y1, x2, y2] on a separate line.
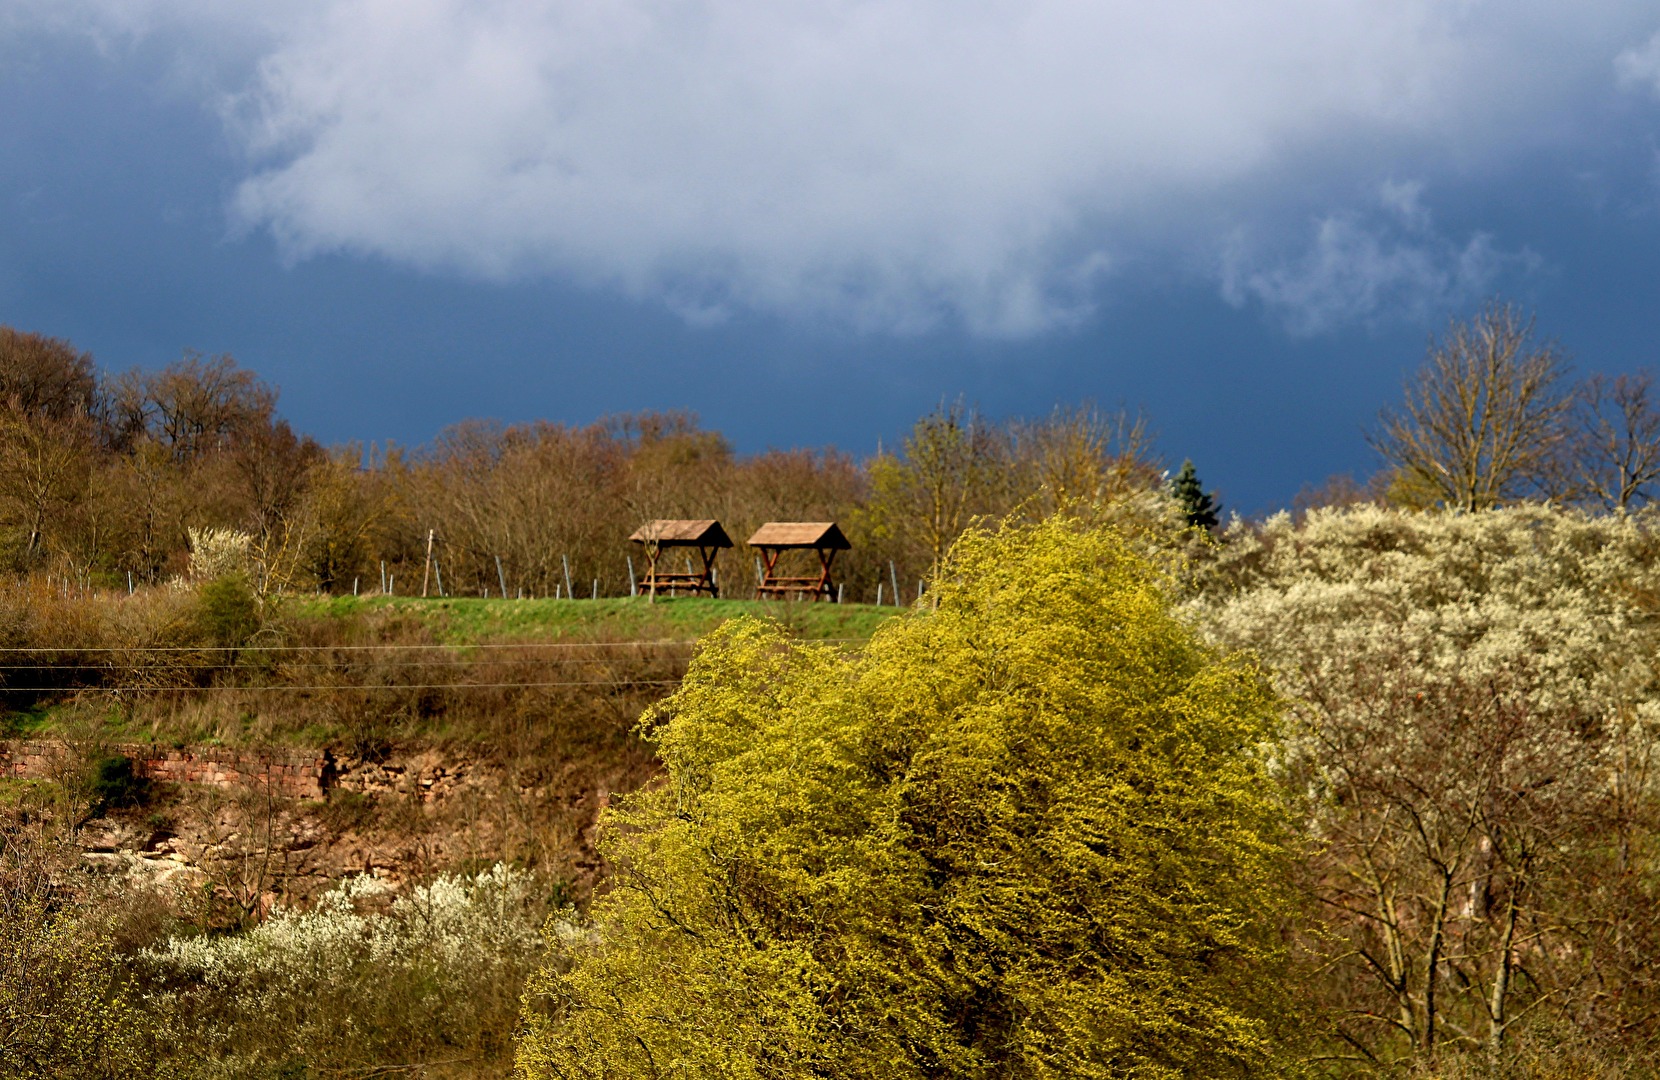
[0, 637, 870, 654]
[0, 637, 872, 692]
[0, 679, 684, 692]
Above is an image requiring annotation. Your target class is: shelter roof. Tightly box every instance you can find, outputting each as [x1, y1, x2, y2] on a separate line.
[628, 519, 733, 547]
[747, 522, 851, 550]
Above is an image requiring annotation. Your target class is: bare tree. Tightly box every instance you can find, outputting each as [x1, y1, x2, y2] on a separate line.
[0, 412, 92, 566]
[1566, 371, 1660, 511]
[1009, 404, 1161, 512]
[0, 327, 97, 422]
[1372, 302, 1571, 510]
[862, 400, 1013, 574]
[108, 353, 277, 463]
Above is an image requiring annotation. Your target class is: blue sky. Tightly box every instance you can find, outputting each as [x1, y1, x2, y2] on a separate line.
[5, 3, 1660, 513]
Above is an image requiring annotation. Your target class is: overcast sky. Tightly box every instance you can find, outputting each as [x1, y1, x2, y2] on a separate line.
[5, 2, 1660, 511]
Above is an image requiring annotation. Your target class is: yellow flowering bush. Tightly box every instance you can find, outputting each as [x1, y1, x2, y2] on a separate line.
[519, 514, 1296, 1080]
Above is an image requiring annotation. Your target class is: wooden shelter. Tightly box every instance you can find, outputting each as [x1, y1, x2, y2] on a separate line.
[629, 520, 733, 598]
[748, 522, 851, 602]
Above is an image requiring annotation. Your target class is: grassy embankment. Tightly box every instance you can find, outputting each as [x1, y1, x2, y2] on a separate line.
[3, 592, 898, 750]
[295, 593, 896, 644]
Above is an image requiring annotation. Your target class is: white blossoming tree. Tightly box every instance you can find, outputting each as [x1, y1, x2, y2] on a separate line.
[1193, 505, 1660, 1066]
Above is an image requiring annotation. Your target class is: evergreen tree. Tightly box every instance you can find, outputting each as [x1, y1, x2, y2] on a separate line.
[1171, 458, 1220, 530]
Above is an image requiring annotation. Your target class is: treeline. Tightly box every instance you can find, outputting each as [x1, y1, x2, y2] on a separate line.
[0, 327, 1164, 602]
[7, 299, 1660, 610]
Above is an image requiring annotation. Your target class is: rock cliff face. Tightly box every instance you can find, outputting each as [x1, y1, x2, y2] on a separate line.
[2, 739, 333, 798]
[1, 737, 651, 914]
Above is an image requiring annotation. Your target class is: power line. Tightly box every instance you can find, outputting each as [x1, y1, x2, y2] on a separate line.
[0, 679, 684, 693]
[0, 657, 693, 671]
[0, 640, 696, 654]
[0, 637, 870, 654]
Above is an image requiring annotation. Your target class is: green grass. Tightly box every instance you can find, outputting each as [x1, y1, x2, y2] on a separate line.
[0, 596, 906, 751]
[0, 702, 59, 739]
[0, 776, 71, 809]
[289, 595, 900, 645]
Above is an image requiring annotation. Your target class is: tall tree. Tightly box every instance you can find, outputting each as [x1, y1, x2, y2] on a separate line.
[1170, 458, 1220, 529]
[520, 516, 1297, 1079]
[1010, 404, 1161, 513]
[106, 352, 277, 463]
[1566, 370, 1660, 511]
[0, 327, 97, 422]
[0, 412, 92, 567]
[862, 401, 1011, 575]
[1371, 301, 1570, 510]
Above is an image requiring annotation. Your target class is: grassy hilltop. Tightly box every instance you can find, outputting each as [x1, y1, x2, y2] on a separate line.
[294, 593, 898, 646]
[0, 588, 900, 749]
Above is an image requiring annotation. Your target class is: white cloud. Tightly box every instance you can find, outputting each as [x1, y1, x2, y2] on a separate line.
[1616, 30, 1660, 94]
[1221, 184, 1541, 336]
[12, 2, 1660, 334]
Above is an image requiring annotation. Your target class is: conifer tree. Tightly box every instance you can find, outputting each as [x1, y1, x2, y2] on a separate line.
[1171, 458, 1220, 529]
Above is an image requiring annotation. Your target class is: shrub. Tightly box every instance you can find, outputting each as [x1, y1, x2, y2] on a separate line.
[90, 755, 147, 812]
[193, 573, 260, 650]
[1, 808, 167, 1079]
[519, 514, 1296, 1079]
[1194, 505, 1660, 1066]
[185, 527, 252, 584]
[139, 864, 553, 1079]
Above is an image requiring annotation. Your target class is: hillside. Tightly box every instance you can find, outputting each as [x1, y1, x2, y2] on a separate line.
[0, 593, 900, 911]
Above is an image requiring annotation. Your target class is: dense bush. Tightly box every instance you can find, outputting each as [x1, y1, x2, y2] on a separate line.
[0, 806, 168, 1079]
[138, 864, 553, 1079]
[1194, 505, 1660, 1067]
[519, 515, 1296, 1079]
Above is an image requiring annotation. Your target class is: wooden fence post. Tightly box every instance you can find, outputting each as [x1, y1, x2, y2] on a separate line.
[422, 530, 435, 597]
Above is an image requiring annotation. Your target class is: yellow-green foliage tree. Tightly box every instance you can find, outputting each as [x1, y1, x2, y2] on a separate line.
[518, 515, 1296, 1079]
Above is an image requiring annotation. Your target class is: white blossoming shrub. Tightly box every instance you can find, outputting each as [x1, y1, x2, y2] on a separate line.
[185, 526, 253, 583]
[1196, 504, 1660, 712]
[140, 865, 563, 1079]
[1190, 505, 1660, 1067]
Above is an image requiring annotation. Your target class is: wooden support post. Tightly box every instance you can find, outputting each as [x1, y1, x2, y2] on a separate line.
[422, 529, 435, 597]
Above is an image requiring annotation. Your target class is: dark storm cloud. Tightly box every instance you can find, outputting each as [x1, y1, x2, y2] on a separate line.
[14, 2, 1660, 336]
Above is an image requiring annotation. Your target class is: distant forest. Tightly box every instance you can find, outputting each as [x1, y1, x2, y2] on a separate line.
[1, 299, 1654, 601]
[0, 325, 1167, 602]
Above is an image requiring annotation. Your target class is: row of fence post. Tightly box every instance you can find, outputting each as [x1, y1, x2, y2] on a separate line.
[95, 532, 926, 605]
